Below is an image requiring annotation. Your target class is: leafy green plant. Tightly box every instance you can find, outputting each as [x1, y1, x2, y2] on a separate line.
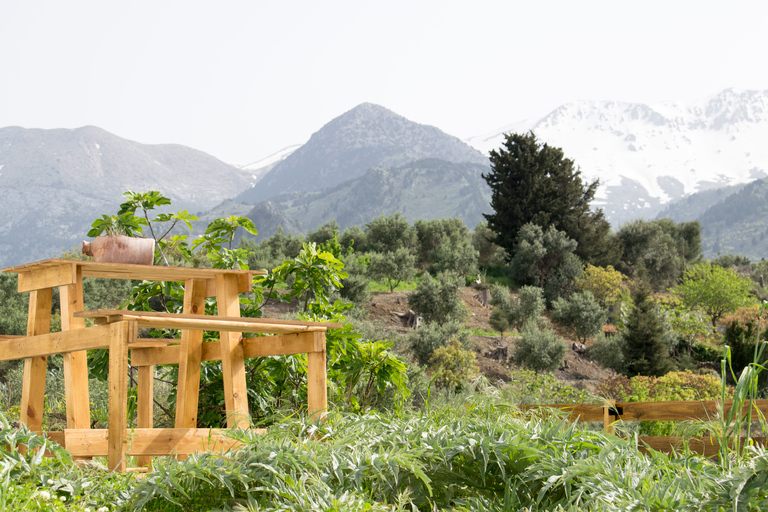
[512, 320, 567, 373]
[551, 290, 607, 343]
[87, 190, 198, 265]
[409, 320, 470, 366]
[408, 271, 466, 326]
[428, 337, 479, 391]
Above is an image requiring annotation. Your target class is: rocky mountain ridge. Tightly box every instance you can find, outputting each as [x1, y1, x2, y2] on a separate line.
[0, 126, 252, 266]
[466, 88, 768, 226]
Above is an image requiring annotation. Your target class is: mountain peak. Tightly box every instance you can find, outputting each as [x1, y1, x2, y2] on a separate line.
[237, 103, 487, 204]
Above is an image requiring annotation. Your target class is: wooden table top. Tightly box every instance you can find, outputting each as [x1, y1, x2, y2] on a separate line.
[2, 258, 266, 281]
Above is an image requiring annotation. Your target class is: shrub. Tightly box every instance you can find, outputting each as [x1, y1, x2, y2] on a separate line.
[367, 248, 416, 293]
[588, 332, 626, 374]
[551, 290, 607, 343]
[622, 285, 675, 377]
[512, 320, 568, 373]
[408, 272, 466, 325]
[408, 320, 470, 366]
[575, 264, 627, 308]
[508, 286, 546, 331]
[339, 253, 371, 304]
[428, 338, 480, 391]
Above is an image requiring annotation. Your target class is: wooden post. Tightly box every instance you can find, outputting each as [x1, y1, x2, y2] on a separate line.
[136, 365, 154, 469]
[60, 264, 91, 430]
[108, 320, 132, 472]
[604, 399, 616, 435]
[306, 331, 327, 421]
[215, 273, 249, 429]
[175, 279, 207, 430]
[20, 288, 53, 431]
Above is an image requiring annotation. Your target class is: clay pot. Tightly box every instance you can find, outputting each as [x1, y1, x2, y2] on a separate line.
[82, 236, 155, 265]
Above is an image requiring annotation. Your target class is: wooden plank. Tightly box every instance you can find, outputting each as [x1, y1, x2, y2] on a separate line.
[16, 263, 75, 292]
[637, 436, 768, 457]
[20, 289, 53, 431]
[519, 403, 606, 423]
[175, 279, 208, 432]
[77, 309, 342, 332]
[216, 273, 250, 429]
[59, 265, 91, 430]
[3, 259, 266, 281]
[136, 365, 154, 468]
[62, 428, 260, 456]
[306, 332, 327, 421]
[108, 321, 133, 472]
[616, 400, 768, 422]
[0, 325, 113, 360]
[130, 333, 318, 366]
[45, 431, 65, 446]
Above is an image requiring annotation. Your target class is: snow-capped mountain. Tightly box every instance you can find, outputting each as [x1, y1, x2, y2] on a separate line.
[466, 88, 768, 226]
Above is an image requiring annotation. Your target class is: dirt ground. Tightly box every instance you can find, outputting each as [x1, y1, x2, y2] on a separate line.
[363, 287, 616, 392]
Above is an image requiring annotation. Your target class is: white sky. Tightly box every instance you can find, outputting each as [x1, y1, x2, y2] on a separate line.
[2, 0, 767, 164]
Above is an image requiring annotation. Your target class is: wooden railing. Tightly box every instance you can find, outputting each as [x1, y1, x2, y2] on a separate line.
[520, 399, 768, 456]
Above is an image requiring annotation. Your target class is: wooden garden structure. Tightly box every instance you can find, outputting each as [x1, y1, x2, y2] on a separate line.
[0, 259, 340, 472]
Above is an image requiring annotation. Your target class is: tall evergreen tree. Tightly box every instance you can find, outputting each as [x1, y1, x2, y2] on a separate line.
[482, 132, 619, 266]
[623, 284, 674, 377]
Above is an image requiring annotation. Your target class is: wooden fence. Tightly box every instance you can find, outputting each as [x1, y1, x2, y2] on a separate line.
[520, 399, 768, 457]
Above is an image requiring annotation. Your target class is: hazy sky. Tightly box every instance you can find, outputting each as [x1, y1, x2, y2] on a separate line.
[2, 1, 767, 164]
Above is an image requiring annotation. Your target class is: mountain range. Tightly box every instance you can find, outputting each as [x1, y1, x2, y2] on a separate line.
[3, 88, 768, 267]
[0, 126, 252, 266]
[466, 88, 768, 226]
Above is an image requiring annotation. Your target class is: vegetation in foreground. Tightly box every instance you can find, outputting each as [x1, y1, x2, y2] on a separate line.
[3, 389, 768, 512]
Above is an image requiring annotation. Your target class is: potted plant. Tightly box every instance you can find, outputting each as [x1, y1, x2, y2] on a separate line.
[83, 191, 198, 266]
[83, 213, 156, 265]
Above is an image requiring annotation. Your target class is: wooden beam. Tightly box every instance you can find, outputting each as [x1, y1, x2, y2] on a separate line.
[61, 428, 260, 456]
[20, 288, 53, 432]
[616, 400, 768, 422]
[130, 332, 320, 366]
[518, 403, 606, 423]
[637, 436, 768, 457]
[16, 263, 75, 292]
[60, 265, 91, 430]
[175, 279, 207, 432]
[108, 321, 133, 472]
[307, 332, 327, 421]
[0, 325, 113, 360]
[216, 273, 250, 429]
[3, 259, 266, 282]
[136, 365, 154, 468]
[76, 309, 341, 334]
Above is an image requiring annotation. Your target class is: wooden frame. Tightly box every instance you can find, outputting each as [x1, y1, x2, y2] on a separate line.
[1, 259, 337, 472]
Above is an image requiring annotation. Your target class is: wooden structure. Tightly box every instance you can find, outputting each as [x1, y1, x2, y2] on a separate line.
[521, 399, 768, 456]
[0, 259, 340, 472]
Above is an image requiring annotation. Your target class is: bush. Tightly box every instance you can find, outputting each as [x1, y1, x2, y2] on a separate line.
[408, 272, 466, 325]
[512, 320, 568, 373]
[428, 338, 480, 391]
[588, 332, 627, 374]
[551, 290, 606, 343]
[409, 320, 470, 366]
[367, 248, 416, 293]
[508, 286, 546, 331]
[339, 253, 371, 304]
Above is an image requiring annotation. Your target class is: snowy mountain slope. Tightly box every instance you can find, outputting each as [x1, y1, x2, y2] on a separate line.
[465, 89, 768, 226]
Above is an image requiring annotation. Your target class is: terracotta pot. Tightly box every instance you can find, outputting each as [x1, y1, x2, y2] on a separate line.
[82, 236, 155, 265]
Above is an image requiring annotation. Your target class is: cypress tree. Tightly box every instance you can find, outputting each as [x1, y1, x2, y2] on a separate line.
[482, 132, 620, 266]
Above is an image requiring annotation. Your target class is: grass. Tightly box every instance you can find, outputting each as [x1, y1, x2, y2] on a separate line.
[467, 327, 519, 337]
